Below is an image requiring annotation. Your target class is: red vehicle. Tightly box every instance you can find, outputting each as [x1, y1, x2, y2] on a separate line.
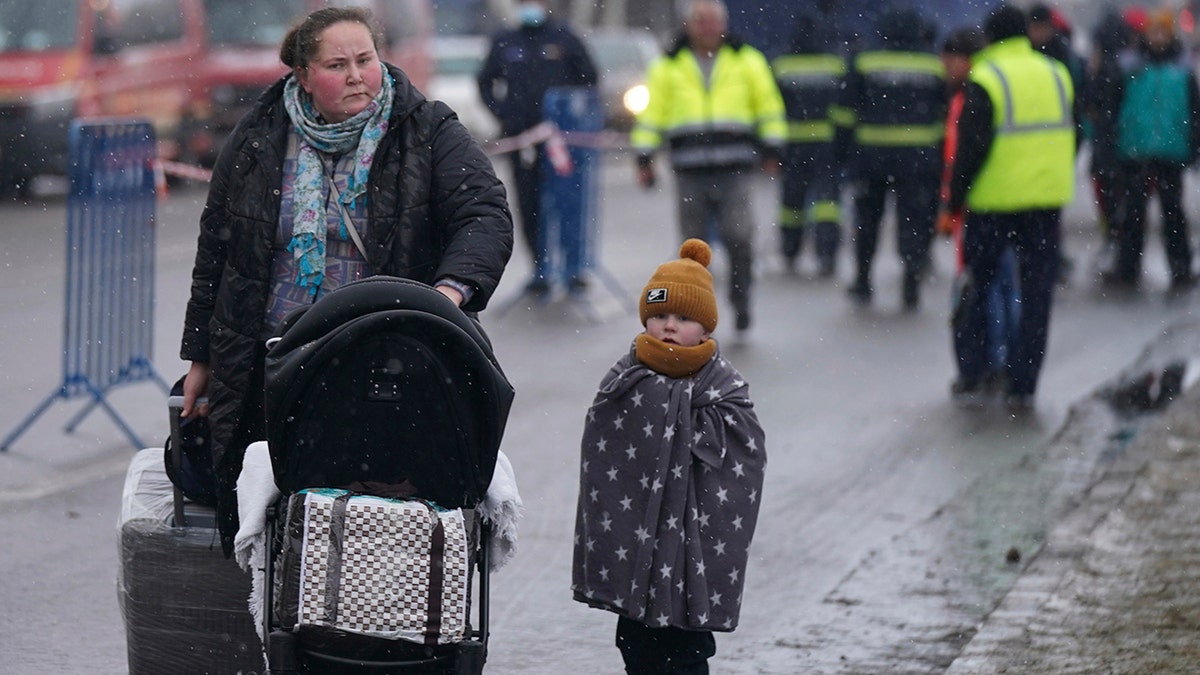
[0, 0, 434, 194]
[0, 0, 209, 196]
[192, 0, 434, 167]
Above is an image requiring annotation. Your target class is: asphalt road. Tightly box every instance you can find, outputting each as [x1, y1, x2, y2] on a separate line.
[1, 154, 1197, 673]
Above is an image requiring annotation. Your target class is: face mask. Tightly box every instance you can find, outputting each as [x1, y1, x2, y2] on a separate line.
[518, 3, 547, 27]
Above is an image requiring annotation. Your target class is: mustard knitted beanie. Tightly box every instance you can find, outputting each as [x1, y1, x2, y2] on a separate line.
[639, 238, 718, 332]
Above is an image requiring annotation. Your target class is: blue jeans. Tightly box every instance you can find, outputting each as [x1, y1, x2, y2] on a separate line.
[986, 246, 1020, 373]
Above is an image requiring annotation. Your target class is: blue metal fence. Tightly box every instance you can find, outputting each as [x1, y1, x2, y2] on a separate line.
[1, 119, 168, 451]
[538, 86, 602, 285]
[535, 86, 631, 317]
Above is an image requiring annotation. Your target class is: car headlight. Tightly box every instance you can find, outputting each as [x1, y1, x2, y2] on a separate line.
[623, 84, 649, 116]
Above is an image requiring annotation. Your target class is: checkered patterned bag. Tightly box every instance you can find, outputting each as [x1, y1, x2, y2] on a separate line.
[277, 489, 471, 645]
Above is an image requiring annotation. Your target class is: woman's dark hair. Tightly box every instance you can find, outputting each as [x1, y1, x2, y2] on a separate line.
[280, 7, 380, 69]
[984, 4, 1028, 44]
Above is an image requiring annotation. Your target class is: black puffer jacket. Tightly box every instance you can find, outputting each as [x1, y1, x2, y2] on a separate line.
[180, 64, 513, 555]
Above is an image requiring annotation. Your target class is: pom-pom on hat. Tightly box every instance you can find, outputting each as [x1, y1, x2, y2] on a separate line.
[639, 238, 718, 332]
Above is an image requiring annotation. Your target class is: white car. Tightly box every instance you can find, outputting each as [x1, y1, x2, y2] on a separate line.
[427, 28, 662, 141]
[583, 28, 661, 130]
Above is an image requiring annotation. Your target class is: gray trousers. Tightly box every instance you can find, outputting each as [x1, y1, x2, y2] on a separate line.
[674, 168, 755, 314]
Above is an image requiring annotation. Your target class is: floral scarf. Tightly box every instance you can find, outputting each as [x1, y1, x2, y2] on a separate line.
[282, 70, 394, 295]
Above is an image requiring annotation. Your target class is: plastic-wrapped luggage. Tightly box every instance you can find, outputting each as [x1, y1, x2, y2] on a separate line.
[118, 448, 262, 674]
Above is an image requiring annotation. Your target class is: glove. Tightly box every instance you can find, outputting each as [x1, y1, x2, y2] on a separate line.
[636, 155, 656, 188]
[760, 146, 783, 174]
[936, 209, 963, 237]
[637, 164, 656, 189]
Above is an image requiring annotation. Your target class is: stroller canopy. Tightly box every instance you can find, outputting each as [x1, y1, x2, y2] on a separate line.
[264, 276, 514, 508]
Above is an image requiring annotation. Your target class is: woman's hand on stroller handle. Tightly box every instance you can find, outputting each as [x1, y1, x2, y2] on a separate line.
[182, 361, 212, 418]
[434, 283, 464, 307]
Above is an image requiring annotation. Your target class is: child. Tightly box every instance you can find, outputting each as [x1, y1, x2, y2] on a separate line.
[572, 239, 767, 674]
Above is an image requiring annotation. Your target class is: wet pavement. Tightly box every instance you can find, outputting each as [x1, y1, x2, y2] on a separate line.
[946, 317, 1200, 674]
[770, 315, 1200, 674]
[5, 164, 1200, 673]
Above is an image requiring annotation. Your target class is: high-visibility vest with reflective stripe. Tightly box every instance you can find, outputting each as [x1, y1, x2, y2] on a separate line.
[849, 50, 945, 148]
[772, 53, 845, 144]
[966, 38, 1075, 212]
[780, 199, 840, 228]
[632, 42, 786, 170]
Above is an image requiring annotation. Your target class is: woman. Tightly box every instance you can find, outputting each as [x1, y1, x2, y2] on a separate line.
[179, 7, 513, 556]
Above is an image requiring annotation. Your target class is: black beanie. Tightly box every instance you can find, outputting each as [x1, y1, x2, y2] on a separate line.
[942, 28, 985, 56]
[1028, 4, 1053, 24]
[985, 4, 1028, 43]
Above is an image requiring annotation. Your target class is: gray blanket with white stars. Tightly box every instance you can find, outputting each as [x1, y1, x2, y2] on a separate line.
[572, 343, 766, 631]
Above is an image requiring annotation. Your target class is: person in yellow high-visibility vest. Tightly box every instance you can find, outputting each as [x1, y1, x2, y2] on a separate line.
[946, 4, 1076, 412]
[632, 0, 785, 334]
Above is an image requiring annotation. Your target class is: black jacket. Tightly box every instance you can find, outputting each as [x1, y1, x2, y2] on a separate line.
[839, 9, 944, 177]
[180, 64, 513, 554]
[477, 20, 598, 136]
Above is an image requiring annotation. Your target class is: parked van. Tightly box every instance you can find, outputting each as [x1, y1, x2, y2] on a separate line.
[194, 0, 434, 166]
[0, 0, 209, 196]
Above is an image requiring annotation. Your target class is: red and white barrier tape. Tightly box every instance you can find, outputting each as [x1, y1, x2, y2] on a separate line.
[480, 122, 572, 175]
[483, 121, 559, 156]
[157, 159, 214, 183]
[147, 124, 627, 193]
[482, 122, 630, 176]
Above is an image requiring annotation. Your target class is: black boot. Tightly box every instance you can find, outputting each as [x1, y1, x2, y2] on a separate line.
[902, 269, 920, 310]
[848, 269, 871, 304]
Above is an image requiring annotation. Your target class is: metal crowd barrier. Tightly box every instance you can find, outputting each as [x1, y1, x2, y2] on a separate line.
[493, 86, 632, 319]
[2, 119, 169, 451]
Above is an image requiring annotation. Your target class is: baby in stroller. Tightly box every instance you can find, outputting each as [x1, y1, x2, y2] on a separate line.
[234, 276, 517, 674]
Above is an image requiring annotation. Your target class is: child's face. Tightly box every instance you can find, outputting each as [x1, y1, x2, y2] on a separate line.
[645, 313, 711, 346]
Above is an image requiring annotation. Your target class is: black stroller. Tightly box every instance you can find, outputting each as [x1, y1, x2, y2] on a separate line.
[259, 276, 514, 674]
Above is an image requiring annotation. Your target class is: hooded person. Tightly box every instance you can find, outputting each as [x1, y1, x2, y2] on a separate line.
[572, 238, 768, 673]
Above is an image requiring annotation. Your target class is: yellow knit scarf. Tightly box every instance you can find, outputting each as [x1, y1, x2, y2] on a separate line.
[634, 334, 716, 378]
